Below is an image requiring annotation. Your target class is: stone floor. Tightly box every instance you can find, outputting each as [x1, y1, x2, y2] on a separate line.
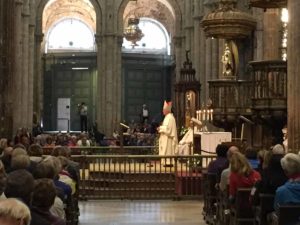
[79, 200, 205, 225]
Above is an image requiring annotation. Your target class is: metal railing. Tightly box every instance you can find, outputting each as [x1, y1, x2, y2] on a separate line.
[71, 154, 217, 200]
[42, 146, 157, 155]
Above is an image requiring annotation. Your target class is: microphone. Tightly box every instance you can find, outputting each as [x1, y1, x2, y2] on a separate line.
[239, 116, 254, 125]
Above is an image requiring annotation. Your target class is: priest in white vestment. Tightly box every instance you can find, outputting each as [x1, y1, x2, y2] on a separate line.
[158, 101, 178, 165]
[178, 127, 193, 155]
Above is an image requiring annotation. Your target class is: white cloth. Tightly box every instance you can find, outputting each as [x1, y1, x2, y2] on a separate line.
[80, 105, 87, 116]
[76, 139, 91, 147]
[50, 196, 65, 219]
[178, 128, 193, 155]
[219, 167, 230, 191]
[158, 113, 178, 162]
[142, 109, 149, 117]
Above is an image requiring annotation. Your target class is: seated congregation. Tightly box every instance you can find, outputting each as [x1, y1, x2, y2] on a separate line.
[0, 142, 80, 225]
[203, 144, 300, 225]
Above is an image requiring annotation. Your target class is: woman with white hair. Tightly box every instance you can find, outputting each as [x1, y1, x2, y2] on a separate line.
[274, 153, 300, 211]
[0, 198, 31, 225]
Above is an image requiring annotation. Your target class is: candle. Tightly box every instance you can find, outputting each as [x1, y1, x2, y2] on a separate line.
[203, 110, 206, 121]
[210, 109, 213, 121]
[199, 110, 202, 121]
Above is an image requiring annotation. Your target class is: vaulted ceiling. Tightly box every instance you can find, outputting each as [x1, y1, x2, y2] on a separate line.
[43, 0, 96, 35]
[43, 0, 175, 38]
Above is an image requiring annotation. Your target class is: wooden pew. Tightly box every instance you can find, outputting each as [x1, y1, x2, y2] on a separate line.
[215, 186, 230, 225]
[254, 194, 274, 225]
[202, 172, 218, 225]
[230, 188, 255, 225]
[270, 205, 300, 225]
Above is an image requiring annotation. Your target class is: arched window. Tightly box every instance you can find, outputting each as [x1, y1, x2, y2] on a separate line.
[122, 17, 170, 55]
[46, 18, 96, 53]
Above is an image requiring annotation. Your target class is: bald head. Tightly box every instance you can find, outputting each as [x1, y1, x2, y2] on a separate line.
[227, 145, 239, 159]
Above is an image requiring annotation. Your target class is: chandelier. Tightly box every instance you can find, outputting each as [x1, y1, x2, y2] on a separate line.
[123, 17, 144, 47]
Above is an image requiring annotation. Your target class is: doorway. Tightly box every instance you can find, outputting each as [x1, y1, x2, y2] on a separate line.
[43, 53, 97, 132]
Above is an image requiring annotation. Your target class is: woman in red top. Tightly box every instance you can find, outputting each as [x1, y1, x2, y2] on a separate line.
[229, 152, 261, 198]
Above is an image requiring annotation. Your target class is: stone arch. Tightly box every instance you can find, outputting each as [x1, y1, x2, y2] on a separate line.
[36, 0, 103, 36]
[117, 0, 182, 38]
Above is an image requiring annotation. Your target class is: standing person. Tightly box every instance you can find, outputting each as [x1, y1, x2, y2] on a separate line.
[140, 104, 149, 124]
[158, 101, 178, 166]
[78, 102, 88, 132]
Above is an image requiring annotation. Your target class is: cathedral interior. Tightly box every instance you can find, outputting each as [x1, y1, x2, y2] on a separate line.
[1, 0, 300, 224]
[1, 0, 299, 150]
[0, 0, 300, 225]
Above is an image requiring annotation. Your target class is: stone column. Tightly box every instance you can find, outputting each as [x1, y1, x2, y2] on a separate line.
[95, 34, 103, 130]
[13, 0, 23, 133]
[211, 38, 219, 80]
[34, 33, 44, 124]
[173, 36, 183, 82]
[21, 0, 30, 128]
[184, 0, 193, 56]
[199, 2, 206, 104]
[193, 0, 201, 83]
[287, 0, 300, 152]
[263, 9, 281, 60]
[97, 33, 122, 136]
[27, 0, 36, 129]
[253, 8, 264, 61]
[204, 38, 212, 104]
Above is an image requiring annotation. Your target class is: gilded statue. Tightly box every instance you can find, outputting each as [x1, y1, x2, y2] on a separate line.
[221, 42, 234, 77]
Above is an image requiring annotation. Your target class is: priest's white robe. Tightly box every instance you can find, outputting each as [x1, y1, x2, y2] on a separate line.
[178, 127, 193, 155]
[158, 113, 178, 164]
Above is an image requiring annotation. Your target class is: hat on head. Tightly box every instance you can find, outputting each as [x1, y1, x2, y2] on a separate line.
[163, 101, 172, 111]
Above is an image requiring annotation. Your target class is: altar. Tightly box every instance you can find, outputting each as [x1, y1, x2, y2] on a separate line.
[195, 131, 232, 153]
[194, 131, 231, 167]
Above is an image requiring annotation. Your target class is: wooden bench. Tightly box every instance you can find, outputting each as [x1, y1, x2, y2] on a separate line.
[270, 205, 300, 225]
[231, 188, 255, 225]
[202, 172, 218, 225]
[254, 194, 274, 225]
[215, 187, 230, 225]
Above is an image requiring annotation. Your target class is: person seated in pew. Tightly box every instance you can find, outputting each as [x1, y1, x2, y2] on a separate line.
[229, 152, 261, 201]
[207, 144, 229, 175]
[219, 145, 239, 191]
[245, 148, 260, 171]
[31, 178, 66, 225]
[251, 144, 287, 205]
[0, 198, 31, 225]
[273, 153, 300, 211]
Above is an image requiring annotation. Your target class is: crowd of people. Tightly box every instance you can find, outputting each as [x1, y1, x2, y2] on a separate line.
[206, 143, 300, 224]
[0, 139, 79, 225]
